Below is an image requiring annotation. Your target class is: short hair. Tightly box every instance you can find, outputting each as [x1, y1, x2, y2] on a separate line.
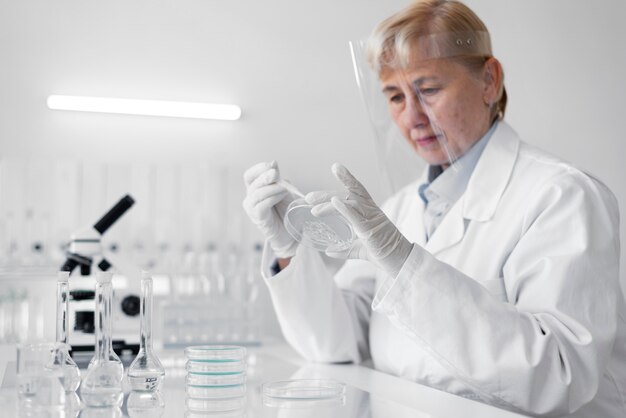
[368, 0, 507, 121]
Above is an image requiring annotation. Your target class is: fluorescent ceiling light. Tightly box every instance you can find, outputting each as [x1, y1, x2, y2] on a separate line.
[47, 95, 241, 120]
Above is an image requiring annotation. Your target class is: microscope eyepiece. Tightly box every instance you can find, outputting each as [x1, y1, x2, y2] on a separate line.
[93, 194, 135, 234]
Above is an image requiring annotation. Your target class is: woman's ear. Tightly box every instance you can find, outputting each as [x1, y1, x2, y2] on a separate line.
[483, 57, 503, 105]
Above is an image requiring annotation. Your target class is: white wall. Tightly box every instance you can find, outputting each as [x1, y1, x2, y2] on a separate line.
[1, 0, 624, 292]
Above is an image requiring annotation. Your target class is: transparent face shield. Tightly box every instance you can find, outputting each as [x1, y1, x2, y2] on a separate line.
[349, 31, 492, 197]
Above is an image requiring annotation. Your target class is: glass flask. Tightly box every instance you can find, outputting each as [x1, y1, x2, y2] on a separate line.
[127, 271, 165, 391]
[79, 406, 122, 418]
[80, 271, 124, 407]
[127, 391, 165, 418]
[55, 270, 81, 392]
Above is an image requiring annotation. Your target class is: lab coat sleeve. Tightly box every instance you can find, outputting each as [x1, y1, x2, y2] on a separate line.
[261, 241, 375, 364]
[372, 172, 621, 416]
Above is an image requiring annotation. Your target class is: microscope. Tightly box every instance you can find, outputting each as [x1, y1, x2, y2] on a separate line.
[61, 194, 141, 362]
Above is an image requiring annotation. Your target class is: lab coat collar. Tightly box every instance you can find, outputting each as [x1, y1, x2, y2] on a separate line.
[424, 121, 519, 255]
[462, 120, 519, 222]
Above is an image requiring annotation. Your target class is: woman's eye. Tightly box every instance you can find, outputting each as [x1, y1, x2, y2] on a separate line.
[418, 87, 440, 96]
[389, 94, 404, 104]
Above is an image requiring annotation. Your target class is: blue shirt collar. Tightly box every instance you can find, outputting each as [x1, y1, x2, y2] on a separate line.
[419, 121, 498, 206]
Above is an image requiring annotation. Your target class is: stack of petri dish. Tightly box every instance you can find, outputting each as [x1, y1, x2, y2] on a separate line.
[184, 345, 247, 413]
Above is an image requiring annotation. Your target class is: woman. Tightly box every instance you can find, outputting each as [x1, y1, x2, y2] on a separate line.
[243, 1, 625, 416]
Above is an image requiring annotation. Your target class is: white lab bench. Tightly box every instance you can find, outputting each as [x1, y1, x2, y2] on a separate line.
[0, 341, 529, 417]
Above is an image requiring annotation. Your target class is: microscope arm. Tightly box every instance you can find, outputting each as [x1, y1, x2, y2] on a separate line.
[61, 194, 135, 275]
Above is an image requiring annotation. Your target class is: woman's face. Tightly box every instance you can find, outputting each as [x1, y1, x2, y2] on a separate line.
[380, 58, 494, 168]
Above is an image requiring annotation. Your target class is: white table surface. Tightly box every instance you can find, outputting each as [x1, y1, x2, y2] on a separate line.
[0, 342, 529, 417]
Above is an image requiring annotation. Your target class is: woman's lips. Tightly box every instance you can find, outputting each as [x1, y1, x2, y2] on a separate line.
[415, 135, 439, 147]
[409, 130, 441, 149]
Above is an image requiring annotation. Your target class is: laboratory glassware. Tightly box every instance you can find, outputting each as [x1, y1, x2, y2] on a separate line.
[184, 345, 246, 362]
[186, 383, 246, 399]
[262, 379, 346, 399]
[127, 271, 165, 391]
[16, 342, 67, 408]
[184, 345, 247, 403]
[284, 197, 354, 252]
[185, 358, 246, 374]
[185, 396, 247, 414]
[55, 271, 81, 392]
[79, 406, 123, 418]
[7, 288, 29, 343]
[80, 271, 124, 407]
[186, 372, 246, 387]
[126, 391, 165, 418]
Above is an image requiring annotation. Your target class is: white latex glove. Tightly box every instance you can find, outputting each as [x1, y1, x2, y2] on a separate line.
[307, 163, 413, 277]
[243, 161, 299, 259]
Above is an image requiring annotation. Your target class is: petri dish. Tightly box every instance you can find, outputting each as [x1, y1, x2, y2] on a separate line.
[262, 379, 346, 400]
[186, 359, 246, 375]
[186, 383, 247, 399]
[284, 198, 354, 252]
[186, 372, 246, 387]
[184, 345, 246, 362]
[262, 394, 346, 409]
[185, 395, 246, 413]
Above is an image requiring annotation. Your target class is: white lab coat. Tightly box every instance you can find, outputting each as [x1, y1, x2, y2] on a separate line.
[261, 121, 626, 417]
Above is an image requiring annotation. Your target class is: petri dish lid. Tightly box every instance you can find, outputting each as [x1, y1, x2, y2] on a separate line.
[262, 394, 346, 409]
[186, 359, 246, 375]
[262, 379, 346, 400]
[184, 345, 246, 362]
[186, 383, 247, 400]
[185, 395, 246, 413]
[284, 198, 354, 252]
[186, 372, 246, 387]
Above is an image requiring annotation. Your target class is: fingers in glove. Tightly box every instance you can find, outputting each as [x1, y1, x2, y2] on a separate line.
[247, 167, 279, 191]
[331, 196, 365, 226]
[243, 161, 278, 187]
[244, 184, 288, 214]
[305, 190, 344, 217]
[326, 240, 369, 260]
[310, 202, 335, 217]
[304, 190, 337, 205]
[331, 163, 372, 200]
[278, 179, 305, 198]
[311, 197, 361, 217]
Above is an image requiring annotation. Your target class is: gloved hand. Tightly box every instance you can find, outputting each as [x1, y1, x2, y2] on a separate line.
[306, 163, 413, 277]
[243, 161, 299, 259]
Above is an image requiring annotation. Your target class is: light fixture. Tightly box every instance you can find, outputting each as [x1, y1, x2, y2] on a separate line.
[47, 95, 242, 120]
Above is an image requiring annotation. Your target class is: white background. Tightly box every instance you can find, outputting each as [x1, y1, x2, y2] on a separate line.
[0, 0, 624, 294]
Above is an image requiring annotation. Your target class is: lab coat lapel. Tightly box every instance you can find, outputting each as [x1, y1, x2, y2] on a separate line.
[424, 201, 465, 255]
[390, 176, 428, 248]
[462, 121, 519, 221]
[411, 174, 428, 248]
[424, 121, 520, 255]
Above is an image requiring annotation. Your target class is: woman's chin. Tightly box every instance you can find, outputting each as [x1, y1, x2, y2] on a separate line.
[416, 149, 450, 167]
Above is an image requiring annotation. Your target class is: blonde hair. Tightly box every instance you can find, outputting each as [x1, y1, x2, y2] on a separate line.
[368, 0, 507, 121]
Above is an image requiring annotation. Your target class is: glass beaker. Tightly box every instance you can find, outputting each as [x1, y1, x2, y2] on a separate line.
[55, 271, 81, 392]
[127, 271, 165, 391]
[80, 271, 123, 407]
[16, 342, 67, 408]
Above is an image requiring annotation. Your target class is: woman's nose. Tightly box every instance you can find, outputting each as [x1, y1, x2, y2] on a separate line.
[401, 96, 428, 129]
